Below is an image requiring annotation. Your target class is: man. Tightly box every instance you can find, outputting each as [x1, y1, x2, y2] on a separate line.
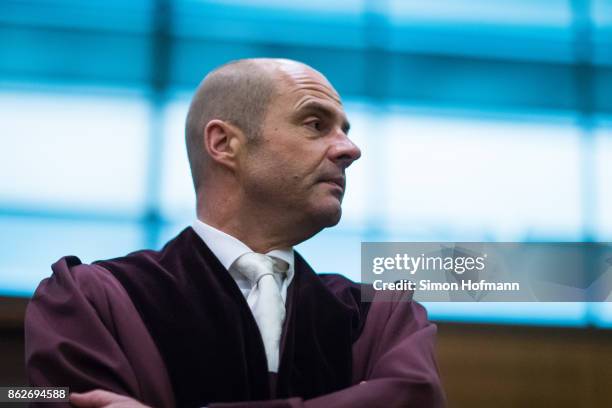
[25, 58, 445, 407]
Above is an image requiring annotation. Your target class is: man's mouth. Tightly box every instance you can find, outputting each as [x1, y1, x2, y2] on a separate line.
[319, 176, 345, 192]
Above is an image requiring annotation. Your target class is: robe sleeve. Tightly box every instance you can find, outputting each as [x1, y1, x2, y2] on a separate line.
[24, 257, 175, 408]
[210, 290, 446, 408]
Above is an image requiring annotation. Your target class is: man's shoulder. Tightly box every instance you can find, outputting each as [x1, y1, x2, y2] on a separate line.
[316, 273, 424, 331]
[92, 247, 163, 272]
[317, 273, 377, 303]
[48, 247, 161, 280]
[45, 255, 117, 291]
[92, 227, 195, 275]
[318, 273, 362, 295]
[31, 244, 167, 304]
[27, 255, 135, 325]
[318, 272, 358, 285]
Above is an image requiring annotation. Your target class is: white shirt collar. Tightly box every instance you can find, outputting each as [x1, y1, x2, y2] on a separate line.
[191, 218, 294, 276]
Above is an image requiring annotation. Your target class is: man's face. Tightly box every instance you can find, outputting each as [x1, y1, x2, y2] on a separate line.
[238, 64, 361, 235]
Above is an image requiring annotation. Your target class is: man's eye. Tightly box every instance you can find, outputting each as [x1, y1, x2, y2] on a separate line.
[305, 120, 322, 131]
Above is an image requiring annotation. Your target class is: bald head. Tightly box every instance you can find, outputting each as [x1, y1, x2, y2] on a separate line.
[185, 58, 320, 191]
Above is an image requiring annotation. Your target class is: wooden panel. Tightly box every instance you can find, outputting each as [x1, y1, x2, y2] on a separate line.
[0, 296, 27, 329]
[0, 329, 26, 386]
[436, 322, 612, 408]
[0, 297, 28, 386]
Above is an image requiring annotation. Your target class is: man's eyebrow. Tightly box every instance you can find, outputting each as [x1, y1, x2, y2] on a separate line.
[294, 101, 351, 134]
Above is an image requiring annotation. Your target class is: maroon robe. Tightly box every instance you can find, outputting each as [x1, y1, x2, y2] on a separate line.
[25, 227, 445, 407]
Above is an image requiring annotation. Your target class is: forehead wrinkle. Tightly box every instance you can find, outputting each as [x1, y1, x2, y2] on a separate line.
[291, 84, 341, 106]
[291, 86, 341, 106]
[294, 94, 333, 109]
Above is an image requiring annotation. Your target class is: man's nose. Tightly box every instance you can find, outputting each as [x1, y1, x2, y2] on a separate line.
[330, 132, 361, 169]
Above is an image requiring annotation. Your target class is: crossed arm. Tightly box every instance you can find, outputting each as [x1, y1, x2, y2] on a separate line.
[25, 260, 445, 408]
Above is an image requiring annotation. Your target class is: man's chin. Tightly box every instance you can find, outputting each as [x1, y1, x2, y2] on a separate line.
[295, 206, 342, 244]
[315, 204, 342, 228]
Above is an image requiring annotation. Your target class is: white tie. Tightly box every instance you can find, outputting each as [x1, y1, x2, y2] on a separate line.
[233, 252, 287, 372]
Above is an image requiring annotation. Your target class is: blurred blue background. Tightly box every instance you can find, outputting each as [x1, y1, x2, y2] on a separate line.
[1, 0, 611, 327]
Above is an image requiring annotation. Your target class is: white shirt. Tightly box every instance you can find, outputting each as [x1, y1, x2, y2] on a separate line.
[191, 219, 295, 304]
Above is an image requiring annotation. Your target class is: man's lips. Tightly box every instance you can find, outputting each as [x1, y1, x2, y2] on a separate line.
[318, 176, 345, 192]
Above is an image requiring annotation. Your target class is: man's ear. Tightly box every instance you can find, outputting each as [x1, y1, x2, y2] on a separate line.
[203, 119, 244, 170]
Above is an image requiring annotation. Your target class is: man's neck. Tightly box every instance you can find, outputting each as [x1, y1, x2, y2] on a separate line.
[197, 211, 301, 254]
[195, 184, 321, 252]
